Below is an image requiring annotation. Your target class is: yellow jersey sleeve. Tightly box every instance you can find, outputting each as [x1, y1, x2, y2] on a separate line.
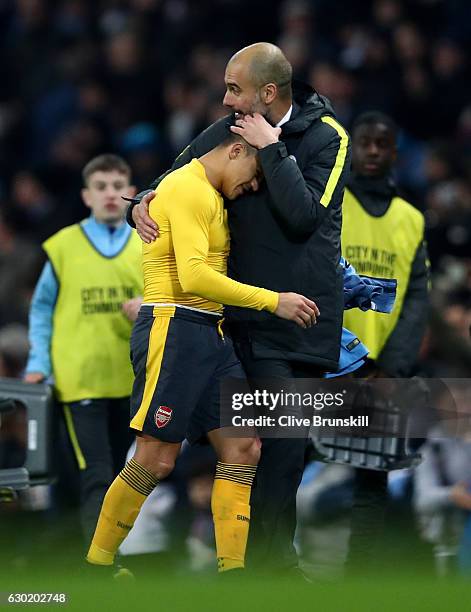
[167, 181, 279, 313]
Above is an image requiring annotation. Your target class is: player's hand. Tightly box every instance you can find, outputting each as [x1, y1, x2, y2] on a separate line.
[122, 297, 143, 322]
[24, 372, 46, 384]
[133, 191, 159, 243]
[275, 293, 320, 328]
[231, 113, 281, 149]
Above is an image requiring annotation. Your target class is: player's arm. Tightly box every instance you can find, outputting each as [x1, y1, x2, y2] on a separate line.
[24, 262, 58, 383]
[168, 184, 277, 311]
[166, 184, 318, 326]
[376, 240, 430, 377]
[232, 113, 350, 236]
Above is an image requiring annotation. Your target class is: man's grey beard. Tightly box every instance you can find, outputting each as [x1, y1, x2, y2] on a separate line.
[251, 96, 276, 125]
[234, 94, 275, 125]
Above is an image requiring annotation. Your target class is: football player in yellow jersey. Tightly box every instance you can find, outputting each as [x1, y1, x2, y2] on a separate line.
[87, 133, 319, 573]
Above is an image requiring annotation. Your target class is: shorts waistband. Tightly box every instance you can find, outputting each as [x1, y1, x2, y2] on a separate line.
[140, 304, 223, 326]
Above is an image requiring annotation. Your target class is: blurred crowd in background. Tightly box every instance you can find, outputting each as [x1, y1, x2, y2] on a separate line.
[1, 0, 470, 376]
[1, 0, 471, 577]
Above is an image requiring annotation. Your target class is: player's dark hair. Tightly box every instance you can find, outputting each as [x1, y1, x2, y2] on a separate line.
[219, 131, 258, 156]
[352, 111, 398, 139]
[82, 154, 131, 185]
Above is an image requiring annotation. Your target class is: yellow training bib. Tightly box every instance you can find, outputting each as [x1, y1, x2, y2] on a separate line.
[44, 224, 143, 402]
[342, 189, 424, 359]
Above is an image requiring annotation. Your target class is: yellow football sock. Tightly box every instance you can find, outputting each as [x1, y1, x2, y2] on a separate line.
[211, 462, 257, 573]
[86, 458, 158, 565]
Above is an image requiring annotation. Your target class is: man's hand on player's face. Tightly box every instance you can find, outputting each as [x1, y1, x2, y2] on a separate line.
[231, 113, 281, 150]
[133, 191, 159, 243]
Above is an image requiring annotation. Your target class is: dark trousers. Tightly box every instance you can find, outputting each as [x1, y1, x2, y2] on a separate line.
[63, 397, 134, 543]
[345, 467, 389, 571]
[233, 337, 324, 571]
[345, 361, 391, 570]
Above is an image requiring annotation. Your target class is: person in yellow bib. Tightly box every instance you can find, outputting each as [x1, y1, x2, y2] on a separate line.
[24, 154, 143, 542]
[86, 133, 319, 574]
[341, 111, 430, 571]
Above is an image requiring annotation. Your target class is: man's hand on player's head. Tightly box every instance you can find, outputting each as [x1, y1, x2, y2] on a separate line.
[231, 113, 281, 150]
[133, 191, 159, 243]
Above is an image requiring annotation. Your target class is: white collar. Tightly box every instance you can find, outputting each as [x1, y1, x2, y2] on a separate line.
[276, 105, 293, 128]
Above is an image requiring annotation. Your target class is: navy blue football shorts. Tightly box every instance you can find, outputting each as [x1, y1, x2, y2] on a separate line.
[129, 304, 246, 444]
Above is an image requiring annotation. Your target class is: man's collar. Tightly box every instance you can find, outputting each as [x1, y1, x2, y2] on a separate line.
[276, 104, 293, 127]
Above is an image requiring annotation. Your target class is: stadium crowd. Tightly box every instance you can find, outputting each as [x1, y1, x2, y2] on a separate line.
[1, 0, 470, 577]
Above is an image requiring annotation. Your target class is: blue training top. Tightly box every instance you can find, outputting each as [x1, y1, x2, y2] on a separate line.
[326, 257, 397, 378]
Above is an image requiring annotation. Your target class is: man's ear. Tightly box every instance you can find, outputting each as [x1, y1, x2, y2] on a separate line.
[229, 143, 244, 160]
[81, 187, 92, 209]
[263, 83, 277, 104]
